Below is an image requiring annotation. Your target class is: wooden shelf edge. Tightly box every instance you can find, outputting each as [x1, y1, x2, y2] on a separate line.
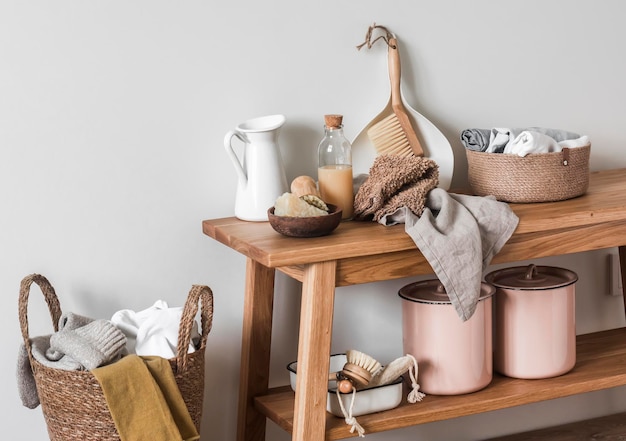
[484, 411, 626, 440]
[255, 328, 626, 440]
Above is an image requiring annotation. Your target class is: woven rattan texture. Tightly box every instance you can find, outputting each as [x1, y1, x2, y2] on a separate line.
[466, 144, 590, 203]
[19, 274, 213, 441]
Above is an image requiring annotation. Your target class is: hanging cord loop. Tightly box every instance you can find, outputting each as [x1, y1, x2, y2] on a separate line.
[336, 387, 366, 437]
[406, 353, 426, 403]
[356, 23, 396, 50]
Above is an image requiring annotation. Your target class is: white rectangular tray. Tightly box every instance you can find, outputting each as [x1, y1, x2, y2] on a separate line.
[287, 353, 403, 417]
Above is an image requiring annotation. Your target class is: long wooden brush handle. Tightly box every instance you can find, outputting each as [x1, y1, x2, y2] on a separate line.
[388, 38, 403, 109]
[388, 38, 424, 157]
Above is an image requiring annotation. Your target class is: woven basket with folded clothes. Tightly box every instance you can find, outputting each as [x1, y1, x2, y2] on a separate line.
[461, 127, 591, 203]
[16, 273, 213, 441]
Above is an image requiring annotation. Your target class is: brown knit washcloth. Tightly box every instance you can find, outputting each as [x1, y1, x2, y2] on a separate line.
[354, 155, 439, 222]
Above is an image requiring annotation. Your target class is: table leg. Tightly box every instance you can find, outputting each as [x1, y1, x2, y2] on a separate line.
[618, 245, 626, 315]
[237, 258, 276, 441]
[292, 260, 337, 441]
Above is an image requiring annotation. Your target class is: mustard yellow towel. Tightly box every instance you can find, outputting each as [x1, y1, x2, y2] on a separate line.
[92, 355, 199, 441]
[142, 356, 199, 441]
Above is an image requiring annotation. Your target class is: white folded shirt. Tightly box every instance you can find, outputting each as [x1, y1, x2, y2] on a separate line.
[111, 300, 200, 359]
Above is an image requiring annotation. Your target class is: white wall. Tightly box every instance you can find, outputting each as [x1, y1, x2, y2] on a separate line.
[2, 1, 625, 440]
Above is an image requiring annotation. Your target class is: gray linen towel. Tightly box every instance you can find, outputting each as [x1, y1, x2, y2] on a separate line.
[460, 128, 491, 152]
[404, 189, 519, 321]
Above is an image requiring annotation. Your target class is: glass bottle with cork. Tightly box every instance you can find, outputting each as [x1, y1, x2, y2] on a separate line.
[317, 114, 354, 220]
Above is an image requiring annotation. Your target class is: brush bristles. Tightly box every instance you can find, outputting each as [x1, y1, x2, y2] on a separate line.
[346, 349, 382, 375]
[368, 114, 414, 157]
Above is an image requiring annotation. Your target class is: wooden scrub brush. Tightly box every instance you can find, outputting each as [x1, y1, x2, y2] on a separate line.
[367, 36, 424, 158]
[331, 349, 382, 393]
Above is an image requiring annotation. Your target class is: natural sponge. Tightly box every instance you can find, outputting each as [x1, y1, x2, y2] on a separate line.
[274, 192, 328, 217]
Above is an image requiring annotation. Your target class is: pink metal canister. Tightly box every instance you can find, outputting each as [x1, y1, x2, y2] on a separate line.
[485, 264, 578, 379]
[398, 280, 495, 395]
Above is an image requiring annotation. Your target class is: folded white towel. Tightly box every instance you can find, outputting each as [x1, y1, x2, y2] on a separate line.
[486, 128, 518, 153]
[558, 135, 591, 149]
[505, 131, 591, 157]
[504, 131, 559, 156]
[111, 300, 199, 359]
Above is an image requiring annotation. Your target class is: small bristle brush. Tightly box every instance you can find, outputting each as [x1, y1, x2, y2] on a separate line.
[332, 349, 382, 393]
[367, 37, 424, 158]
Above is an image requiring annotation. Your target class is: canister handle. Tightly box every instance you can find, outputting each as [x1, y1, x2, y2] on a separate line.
[524, 264, 538, 280]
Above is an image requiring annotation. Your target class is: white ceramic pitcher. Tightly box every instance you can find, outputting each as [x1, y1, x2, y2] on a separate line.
[224, 114, 289, 221]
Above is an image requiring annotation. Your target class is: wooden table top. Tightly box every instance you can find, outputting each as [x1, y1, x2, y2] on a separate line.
[203, 168, 626, 268]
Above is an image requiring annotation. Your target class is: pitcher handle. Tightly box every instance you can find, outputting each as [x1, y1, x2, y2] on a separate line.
[224, 130, 248, 186]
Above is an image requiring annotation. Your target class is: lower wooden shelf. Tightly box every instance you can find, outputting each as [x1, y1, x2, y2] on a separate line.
[255, 328, 626, 440]
[484, 411, 626, 440]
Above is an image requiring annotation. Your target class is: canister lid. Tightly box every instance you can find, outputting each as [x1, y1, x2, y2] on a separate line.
[398, 279, 495, 304]
[484, 264, 578, 290]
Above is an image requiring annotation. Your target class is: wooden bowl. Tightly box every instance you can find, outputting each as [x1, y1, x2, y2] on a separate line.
[267, 204, 342, 238]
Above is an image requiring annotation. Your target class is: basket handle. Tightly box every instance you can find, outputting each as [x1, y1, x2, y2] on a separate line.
[18, 274, 63, 352]
[175, 284, 214, 373]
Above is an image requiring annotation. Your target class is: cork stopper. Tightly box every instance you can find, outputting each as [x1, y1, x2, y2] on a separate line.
[324, 114, 343, 128]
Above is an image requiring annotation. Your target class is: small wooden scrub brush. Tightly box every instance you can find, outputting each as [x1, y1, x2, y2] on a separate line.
[330, 350, 381, 438]
[331, 349, 382, 393]
[367, 36, 424, 158]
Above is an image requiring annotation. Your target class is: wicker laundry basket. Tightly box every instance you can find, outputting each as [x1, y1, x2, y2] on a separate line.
[466, 144, 591, 203]
[18, 273, 214, 441]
